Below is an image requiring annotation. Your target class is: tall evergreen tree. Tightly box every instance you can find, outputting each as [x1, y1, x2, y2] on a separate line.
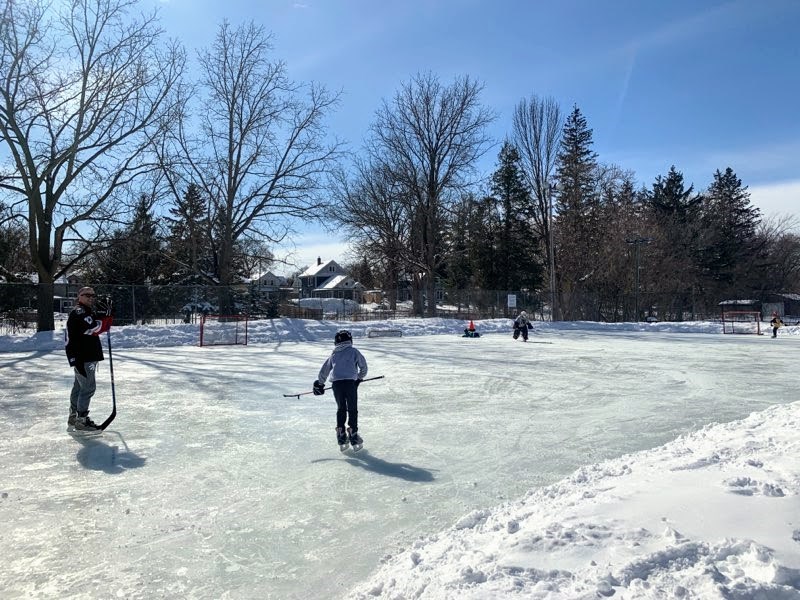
[441, 196, 477, 290]
[82, 195, 163, 285]
[553, 106, 599, 319]
[643, 166, 704, 319]
[468, 195, 502, 290]
[161, 184, 215, 283]
[489, 141, 542, 290]
[699, 168, 761, 290]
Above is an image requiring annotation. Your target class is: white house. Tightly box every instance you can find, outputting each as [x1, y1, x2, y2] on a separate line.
[298, 258, 363, 301]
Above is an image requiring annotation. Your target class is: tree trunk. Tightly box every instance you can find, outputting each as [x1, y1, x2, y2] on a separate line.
[36, 280, 55, 332]
[426, 269, 436, 317]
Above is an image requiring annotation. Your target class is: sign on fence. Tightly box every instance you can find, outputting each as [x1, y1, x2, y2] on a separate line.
[507, 294, 517, 309]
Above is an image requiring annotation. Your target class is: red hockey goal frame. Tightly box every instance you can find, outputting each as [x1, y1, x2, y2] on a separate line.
[721, 311, 762, 335]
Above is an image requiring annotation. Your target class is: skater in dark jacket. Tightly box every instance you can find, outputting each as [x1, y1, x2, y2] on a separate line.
[314, 330, 368, 449]
[770, 312, 784, 338]
[65, 287, 112, 432]
[462, 320, 480, 338]
[512, 310, 530, 341]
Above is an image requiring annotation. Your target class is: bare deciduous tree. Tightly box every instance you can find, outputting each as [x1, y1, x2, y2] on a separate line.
[162, 20, 342, 311]
[330, 160, 411, 310]
[368, 72, 494, 316]
[0, 0, 184, 330]
[512, 95, 562, 319]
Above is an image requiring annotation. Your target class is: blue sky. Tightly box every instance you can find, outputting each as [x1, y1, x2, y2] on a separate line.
[152, 0, 800, 271]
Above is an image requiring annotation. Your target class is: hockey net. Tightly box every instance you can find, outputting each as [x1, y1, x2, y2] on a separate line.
[721, 311, 762, 335]
[200, 314, 249, 346]
[366, 327, 403, 338]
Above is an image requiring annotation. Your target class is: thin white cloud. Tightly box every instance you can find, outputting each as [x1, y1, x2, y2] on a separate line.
[622, 0, 749, 54]
[749, 179, 800, 222]
[272, 232, 350, 276]
[702, 139, 800, 177]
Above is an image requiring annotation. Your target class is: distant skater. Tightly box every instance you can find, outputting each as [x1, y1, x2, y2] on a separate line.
[463, 320, 480, 338]
[770, 312, 784, 338]
[512, 311, 530, 342]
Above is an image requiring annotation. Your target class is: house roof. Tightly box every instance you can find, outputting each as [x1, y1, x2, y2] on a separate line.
[718, 299, 758, 305]
[247, 271, 288, 285]
[317, 274, 352, 290]
[300, 259, 342, 277]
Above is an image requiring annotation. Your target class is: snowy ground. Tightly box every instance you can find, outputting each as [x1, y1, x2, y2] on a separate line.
[1, 318, 798, 599]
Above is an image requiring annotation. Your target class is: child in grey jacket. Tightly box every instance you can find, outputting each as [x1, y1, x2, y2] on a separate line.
[314, 330, 368, 449]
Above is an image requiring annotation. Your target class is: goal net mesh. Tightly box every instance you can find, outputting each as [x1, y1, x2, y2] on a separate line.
[366, 327, 403, 338]
[200, 314, 249, 346]
[721, 311, 761, 335]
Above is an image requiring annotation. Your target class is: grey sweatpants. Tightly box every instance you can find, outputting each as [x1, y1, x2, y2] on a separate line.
[70, 362, 98, 414]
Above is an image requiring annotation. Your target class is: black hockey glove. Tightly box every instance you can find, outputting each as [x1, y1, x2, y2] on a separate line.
[95, 295, 114, 317]
[312, 380, 325, 395]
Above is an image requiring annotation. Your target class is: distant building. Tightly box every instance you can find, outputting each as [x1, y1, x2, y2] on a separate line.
[247, 271, 288, 292]
[298, 258, 363, 301]
[762, 293, 800, 318]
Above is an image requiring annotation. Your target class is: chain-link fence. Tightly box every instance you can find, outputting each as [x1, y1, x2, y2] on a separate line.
[0, 281, 739, 335]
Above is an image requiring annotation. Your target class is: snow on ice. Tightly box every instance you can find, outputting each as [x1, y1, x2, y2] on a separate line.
[0, 317, 798, 599]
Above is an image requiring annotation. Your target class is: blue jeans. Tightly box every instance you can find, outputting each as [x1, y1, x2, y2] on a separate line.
[70, 362, 98, 414]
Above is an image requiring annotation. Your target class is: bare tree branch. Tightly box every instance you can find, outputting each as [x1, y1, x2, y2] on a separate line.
[159, 20, 342, 303]
[0, 0, 185, 330]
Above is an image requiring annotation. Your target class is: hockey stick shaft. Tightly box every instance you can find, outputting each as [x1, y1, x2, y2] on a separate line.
[99, 329, 117, 430]
[283, 375, 385, 398]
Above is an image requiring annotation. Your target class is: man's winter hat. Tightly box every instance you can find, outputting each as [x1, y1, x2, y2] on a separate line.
[519, 311, 527, 318]
[334, 330, 352, 344]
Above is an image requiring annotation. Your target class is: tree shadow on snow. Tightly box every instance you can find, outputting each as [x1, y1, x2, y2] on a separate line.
[71, 430, 146, 474]
[312, 450, 435, 482]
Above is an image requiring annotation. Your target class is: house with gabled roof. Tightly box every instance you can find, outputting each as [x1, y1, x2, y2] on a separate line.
[298, 258, 363, 301]
[247, 270, 288, 292]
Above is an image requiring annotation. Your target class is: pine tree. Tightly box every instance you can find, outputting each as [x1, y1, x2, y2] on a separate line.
[699, 167, 761, 289]
[555, 106, 598, 218]
[469, 194, 502, 290]
[441, 197, 476, 290]
[81, 195, 163, 285]
[643, 166, 704, 319]
[162, 184, 215, 283]
[553, 106, 599, 318]
[489, 141, 543, 290]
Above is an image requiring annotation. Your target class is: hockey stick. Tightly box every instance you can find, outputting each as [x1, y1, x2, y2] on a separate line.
[99, 329, 117, 430]
[283, 375, 385, 399]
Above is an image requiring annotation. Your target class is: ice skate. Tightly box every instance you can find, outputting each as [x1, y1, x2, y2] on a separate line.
[336, 427, 349, 452]
[73, 414, 102, 435]
[347, 427, 363, 452]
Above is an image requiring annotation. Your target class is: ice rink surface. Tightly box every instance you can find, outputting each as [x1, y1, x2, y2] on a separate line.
[1, 327, 795, 599]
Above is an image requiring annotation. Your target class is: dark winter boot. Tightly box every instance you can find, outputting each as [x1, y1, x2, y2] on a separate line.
[75, 413, 101, 432]
[347, 427, 363, 450]
[336, 427, 348, 447]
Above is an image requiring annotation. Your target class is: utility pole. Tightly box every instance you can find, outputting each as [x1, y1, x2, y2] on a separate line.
[625, 236, 651, 322]
[548, 183, 557, 321]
